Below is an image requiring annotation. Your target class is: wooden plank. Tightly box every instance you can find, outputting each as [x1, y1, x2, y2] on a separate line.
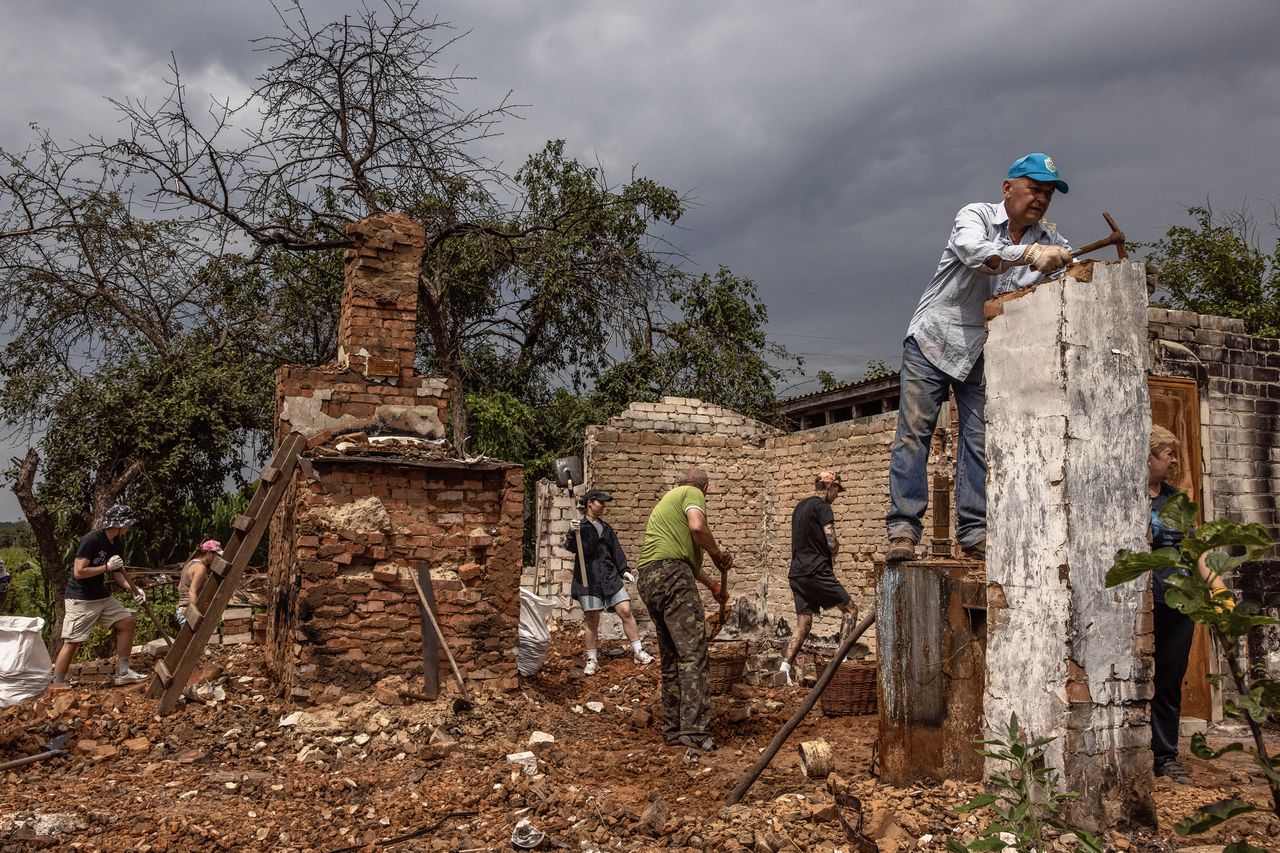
[146, 432, 304, 707]
[153, 660, 173, 687]
[232, 514, 253, 532]
[416, 567, 440, 700]
[260, 465, 279, 484]
[209, 556, 228, 578]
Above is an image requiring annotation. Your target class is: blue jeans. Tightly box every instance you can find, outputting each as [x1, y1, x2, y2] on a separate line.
[886, 337, 987, 548]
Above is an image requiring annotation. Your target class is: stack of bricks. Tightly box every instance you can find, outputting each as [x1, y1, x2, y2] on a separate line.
[528, 396, 953, 649]
[267, 212, 524, 703]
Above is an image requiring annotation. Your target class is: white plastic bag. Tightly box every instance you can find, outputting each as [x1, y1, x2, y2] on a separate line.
[0, 616, 52, 708]
[516, 588, 554, 677]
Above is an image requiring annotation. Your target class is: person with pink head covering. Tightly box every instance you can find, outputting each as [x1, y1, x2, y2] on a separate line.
[176, 539, 223, 627]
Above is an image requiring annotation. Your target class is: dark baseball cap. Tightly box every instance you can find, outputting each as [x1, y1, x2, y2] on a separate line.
[580, 489, 613, 504]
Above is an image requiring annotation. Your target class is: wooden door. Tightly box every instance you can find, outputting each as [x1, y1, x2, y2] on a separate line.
[1148, 376, 1213, 721]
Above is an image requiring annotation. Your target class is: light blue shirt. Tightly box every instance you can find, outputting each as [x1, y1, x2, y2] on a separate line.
[906, 201, 1071, 381]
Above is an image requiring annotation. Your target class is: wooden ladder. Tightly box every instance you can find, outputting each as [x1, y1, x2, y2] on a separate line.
[146, 432, 305, 715]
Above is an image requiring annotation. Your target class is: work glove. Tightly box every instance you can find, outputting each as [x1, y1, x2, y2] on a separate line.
[1211, 588, 1235, 613]
[106, 555, 124, 572]
[569, 518, 581, 532]
[132, 586, 146, 605]
[622, 571, 635, 584]
[1027, 244, 1072, 275]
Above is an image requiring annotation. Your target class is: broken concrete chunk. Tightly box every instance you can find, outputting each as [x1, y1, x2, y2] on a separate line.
[505, 751, 539, 775]
[374, 404, 445, 439]
[278, 711, 305, 728]
[528, 731, 555, 745]
[584, 702, 604, 713]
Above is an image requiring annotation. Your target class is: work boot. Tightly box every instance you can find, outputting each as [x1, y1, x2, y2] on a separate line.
[113, 668, 146, 686]
[673, 734, 716, 752]
[583, 657, 598, 676]
[962, 538, 987, 561]
[633, 648, 654, 666]
[885, 537, 916, 562]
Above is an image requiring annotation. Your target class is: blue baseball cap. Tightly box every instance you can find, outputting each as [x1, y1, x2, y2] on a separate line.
[1007, 153, 1068, 193]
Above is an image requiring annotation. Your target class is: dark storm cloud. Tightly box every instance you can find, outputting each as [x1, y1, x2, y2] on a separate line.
[3, 1, 1279, 518]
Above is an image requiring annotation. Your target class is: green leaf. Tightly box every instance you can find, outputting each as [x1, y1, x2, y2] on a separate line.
[1073, 830, 1105, 853]
[1173, 798, 1259, 835]
[1158, 492, 1198, 537]
[967, 838, 1011, 852]
[1106, 548, 1182, 586]
[1189, 732, 1244, 760]
[954, 793, 998, 814]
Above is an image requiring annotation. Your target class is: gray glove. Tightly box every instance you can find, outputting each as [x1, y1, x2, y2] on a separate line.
[623, 571, 636, 584]
[132, 586, 146, 605]
[569, 518, 581, 532]
[106, 555, 124, 572]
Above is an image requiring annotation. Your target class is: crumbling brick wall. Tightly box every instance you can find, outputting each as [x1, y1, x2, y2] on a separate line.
[267, 462, 523, 701]
[267, 212, 523, 702]
[1149, 307, 1280, 676]
[532, 398, 951, 649]
[1148, 308, 1280, 551]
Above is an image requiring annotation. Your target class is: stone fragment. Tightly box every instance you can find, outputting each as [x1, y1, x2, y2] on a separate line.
[505, 751, 538, 775]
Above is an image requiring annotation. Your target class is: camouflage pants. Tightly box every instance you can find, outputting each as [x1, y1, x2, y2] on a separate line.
[636, 559, 709, 741]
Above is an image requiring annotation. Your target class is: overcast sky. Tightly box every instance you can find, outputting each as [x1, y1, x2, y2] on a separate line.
[2, 0, 1279, 520]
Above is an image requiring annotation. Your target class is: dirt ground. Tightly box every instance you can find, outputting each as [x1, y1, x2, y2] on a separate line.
[1, 632, 1277, 852]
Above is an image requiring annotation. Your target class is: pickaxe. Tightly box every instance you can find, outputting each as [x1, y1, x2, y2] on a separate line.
[1072, 211, 1127, 261]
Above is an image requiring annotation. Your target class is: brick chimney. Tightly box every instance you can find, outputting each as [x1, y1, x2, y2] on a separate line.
[337, 213, 425, 380]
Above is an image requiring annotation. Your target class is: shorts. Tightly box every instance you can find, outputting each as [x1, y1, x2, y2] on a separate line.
[62, 596, 133, 642]
[576, 587, 631, 613]
[789, 571, 851, 616]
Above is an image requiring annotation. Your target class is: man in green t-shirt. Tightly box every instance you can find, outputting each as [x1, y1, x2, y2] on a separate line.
[635, 467, 734, 752]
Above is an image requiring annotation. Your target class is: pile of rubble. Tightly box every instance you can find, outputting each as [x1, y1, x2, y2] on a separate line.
[1, 634, 1277, 851]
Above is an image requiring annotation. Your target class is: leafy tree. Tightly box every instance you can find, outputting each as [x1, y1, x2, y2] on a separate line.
[2, 1, 799, 600]
[0, 151, 284, 647]
[1145, 204, 1280, 337]
[863, 358, 892, 380]
[1107, 493, 1280, 825]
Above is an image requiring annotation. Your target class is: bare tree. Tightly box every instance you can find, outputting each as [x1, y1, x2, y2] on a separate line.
[104, 1, 686, 450]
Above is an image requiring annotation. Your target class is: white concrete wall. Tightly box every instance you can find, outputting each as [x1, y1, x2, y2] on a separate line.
[984, 261, 1156, 830]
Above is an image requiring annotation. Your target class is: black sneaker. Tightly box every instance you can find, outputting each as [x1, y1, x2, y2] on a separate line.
[1155, 759, 1191, 784]
[962, 539, 987, 561]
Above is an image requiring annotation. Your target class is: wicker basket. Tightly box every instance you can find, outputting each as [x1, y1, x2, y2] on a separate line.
[819, 659, 878, 716]
[708, 641, 748, 695]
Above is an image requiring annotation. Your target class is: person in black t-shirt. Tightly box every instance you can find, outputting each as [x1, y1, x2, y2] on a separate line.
[52, 504, 149, 686]
[780, 471, 857, 686]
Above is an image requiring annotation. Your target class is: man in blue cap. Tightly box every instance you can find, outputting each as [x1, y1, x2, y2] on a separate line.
[886, 154, 1073, 563]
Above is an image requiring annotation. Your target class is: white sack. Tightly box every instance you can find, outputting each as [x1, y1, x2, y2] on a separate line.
[516, 588, 554, 677]
[0, 616, 52, 709]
